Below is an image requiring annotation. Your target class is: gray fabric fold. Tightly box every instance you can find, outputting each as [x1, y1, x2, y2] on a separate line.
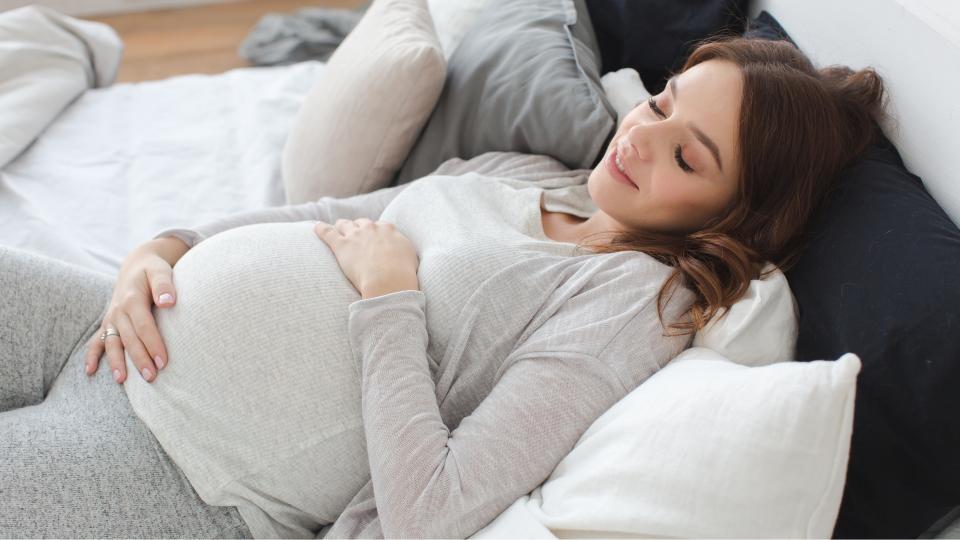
[238, 4, 370, 66]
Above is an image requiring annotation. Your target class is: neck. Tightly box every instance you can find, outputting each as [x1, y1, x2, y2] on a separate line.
[543, 207, 624, 246]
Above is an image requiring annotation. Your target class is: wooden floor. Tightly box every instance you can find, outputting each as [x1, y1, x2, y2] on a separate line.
[86, 0, 366, 83]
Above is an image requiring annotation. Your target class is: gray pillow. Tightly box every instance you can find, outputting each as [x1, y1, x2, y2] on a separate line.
[390, 0, 617, 186]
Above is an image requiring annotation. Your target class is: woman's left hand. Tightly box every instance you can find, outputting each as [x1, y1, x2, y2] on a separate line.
[314, 218, 420, 299]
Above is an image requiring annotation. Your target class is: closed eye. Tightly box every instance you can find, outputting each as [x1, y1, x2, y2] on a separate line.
[649, 97, 695, 174]
[674, 145, 694, 173]
[647, 96, 666, 119]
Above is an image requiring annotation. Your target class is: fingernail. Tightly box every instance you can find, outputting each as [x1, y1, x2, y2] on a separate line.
[83, 362, 91, 375]
[142, 367, 152, 381]
[113, 369, 122, 382]
[154, 355, 165, 370]
[158, 293, 174, 304]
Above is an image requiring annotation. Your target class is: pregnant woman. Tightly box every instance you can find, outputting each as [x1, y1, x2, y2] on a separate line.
[0, 38, 885, 538]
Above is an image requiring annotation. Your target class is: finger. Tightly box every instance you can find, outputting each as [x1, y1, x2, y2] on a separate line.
[84, 329, 105, 375]
[334, 218, 356, 235]
[113, 313, 157, 383]
[128, 301, 167, 371]
[354, 218, 374, 227]
[146, 263, 176, 307]
[102, 321, 127, 384]
[314, 222, 341, 244]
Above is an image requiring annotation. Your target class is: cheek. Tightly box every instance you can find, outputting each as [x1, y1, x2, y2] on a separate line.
[648, 169, 689, 202]
[652, 171, 720, 214]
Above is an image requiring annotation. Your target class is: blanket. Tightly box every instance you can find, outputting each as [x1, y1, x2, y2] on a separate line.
[0, 5, 122, 169]
[238, 6, 365, 66]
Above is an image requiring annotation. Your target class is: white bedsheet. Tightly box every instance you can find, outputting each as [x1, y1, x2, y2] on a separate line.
[0, 60, 326, 277]
[0, 5, 123, 169]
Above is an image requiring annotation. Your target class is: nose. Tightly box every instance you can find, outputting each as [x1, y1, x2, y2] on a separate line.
[620, 122, 654, 163]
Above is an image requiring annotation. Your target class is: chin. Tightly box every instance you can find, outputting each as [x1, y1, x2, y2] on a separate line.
[586, 170, 606, 206]
[586, 174, 634, 234]
[588, 165, 626, 202]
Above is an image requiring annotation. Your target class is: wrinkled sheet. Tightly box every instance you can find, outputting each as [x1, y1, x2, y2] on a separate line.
[0, 60, 326, 277]
[0, 5, 122, 169]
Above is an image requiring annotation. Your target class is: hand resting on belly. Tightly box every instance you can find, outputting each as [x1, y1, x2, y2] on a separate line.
[122, 222, 371, 518]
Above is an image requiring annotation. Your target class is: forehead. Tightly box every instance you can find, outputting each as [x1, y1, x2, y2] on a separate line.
[669, 59, 743, 175]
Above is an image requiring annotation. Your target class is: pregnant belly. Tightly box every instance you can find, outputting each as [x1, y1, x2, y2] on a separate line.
[123, 222, 370, 526]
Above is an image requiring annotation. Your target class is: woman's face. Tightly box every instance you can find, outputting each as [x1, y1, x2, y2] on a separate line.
[587, 59, 743, 235]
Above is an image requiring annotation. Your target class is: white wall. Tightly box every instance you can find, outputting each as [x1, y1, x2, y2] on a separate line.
[0, 0, 239, 17]
[752, 0, 960, 227]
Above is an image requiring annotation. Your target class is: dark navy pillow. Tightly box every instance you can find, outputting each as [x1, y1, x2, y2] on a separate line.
[744, 10, 793, 43]
[584, 0, 750, 93]
[786, 134, 960, 539]
[746, 11, 960, 538]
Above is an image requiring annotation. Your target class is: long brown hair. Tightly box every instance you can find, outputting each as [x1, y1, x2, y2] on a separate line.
[578, 37, 887, 335]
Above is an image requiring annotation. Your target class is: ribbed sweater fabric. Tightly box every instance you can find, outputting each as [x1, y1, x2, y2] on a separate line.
[141, 152, 694, 538]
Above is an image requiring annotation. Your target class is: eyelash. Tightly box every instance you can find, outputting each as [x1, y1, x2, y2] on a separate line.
[646, 96, 695, 174]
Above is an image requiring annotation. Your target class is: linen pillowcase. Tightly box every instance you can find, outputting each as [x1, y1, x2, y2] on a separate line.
[280, 0, 445, 204]
[391, 0, 617, 186]
[473, 348, 861, 538]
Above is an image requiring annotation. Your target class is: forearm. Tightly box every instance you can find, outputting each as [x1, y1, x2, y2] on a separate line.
[347, 290, 448, 535]
[152, 183, 415, 250]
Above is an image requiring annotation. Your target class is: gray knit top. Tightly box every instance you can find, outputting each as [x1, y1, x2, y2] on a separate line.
[146, 152, 694, 538]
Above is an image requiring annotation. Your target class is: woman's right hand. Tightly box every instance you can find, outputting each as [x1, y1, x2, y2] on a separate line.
[85, 238, 187, 383]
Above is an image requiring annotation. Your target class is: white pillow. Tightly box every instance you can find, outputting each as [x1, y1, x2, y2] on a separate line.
[425, 0, 494, 59]
[473, 348, 861, 539]
[693, 262, 799, 366]
[600, 67, 651, 124]
[281, 0, 445, 204]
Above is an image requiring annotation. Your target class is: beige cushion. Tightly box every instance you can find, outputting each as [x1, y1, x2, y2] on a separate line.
[281, 0, 445, 204]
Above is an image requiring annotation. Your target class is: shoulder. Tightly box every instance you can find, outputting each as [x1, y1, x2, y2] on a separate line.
[578, 250, 683, 293]
[512, 253, 693, 352]
[430, 151, 569, 176]
[429, 151, 590, 188]
[501, 252, 694, 391]
[572, 252, 695, 385]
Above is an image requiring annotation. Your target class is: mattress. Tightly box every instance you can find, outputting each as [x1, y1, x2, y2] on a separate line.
[0, 60, 326, 277]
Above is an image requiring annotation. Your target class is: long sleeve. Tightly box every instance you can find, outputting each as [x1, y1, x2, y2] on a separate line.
[152, 182, 412, 248]
[151, 150, 581, 249]
[346, 289, 630, 538]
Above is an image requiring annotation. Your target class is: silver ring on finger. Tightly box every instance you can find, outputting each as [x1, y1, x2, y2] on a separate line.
[100, 328, 120, 342]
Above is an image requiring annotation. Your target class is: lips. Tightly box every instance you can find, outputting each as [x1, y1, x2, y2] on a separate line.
[607, 147, 638, 189]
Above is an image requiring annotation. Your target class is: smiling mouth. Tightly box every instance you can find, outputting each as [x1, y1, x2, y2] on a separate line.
[609, 148, 638, 189]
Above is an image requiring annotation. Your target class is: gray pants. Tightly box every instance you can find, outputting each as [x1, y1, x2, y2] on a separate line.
[0, 245, 253, 538]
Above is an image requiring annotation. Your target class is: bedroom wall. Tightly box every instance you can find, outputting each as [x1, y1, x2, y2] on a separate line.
[751, 0, 960, 227]
[0, 0, 238, 17]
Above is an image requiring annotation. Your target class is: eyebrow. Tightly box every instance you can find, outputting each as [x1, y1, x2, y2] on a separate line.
[668, 76, 724, 173]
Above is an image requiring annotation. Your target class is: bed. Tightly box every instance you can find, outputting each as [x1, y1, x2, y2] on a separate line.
[1, 0, 958, 538]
